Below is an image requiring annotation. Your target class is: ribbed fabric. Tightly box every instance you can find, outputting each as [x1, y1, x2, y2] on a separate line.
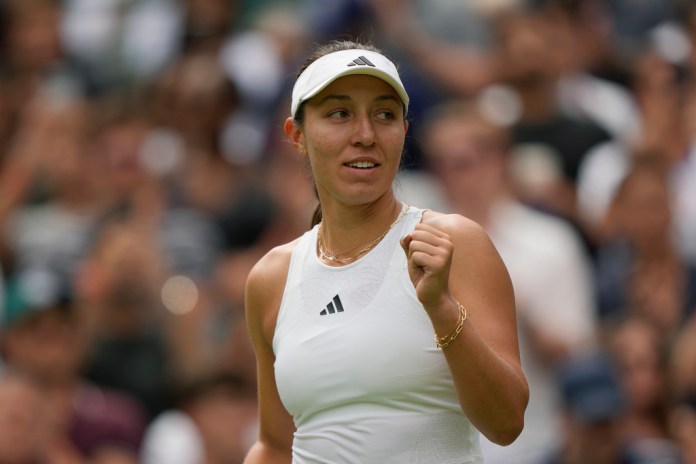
[273, 205, 482, 464]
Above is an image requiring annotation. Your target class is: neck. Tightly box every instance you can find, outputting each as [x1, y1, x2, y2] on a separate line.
[318, 194, 403, 263]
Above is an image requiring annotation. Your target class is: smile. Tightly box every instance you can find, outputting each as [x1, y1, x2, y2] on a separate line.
[345, 161, 377, 169]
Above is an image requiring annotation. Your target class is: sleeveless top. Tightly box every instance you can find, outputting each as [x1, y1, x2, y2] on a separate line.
[273, 205, 482, 464]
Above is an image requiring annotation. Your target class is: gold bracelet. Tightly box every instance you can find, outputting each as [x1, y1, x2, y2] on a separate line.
[435, 299, 467, 350]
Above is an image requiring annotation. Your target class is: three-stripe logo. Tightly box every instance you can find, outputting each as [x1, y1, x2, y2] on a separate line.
[347, 56, 376, 67]
[320, 294, 345, 316]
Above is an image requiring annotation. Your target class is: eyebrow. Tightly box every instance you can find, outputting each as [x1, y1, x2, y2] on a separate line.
[314, 94, 401, 106]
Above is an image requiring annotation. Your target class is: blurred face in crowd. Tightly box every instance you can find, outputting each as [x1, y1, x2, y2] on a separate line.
[79, 223, 164, 315]
[612, 166, 672, 249]
[495, 12, 560, 87]
[190, 385, 257, 462]
[154, 52, 236, 141]
[36, 100, 100, 203]
[611, 318, 665, 413]
[97, 120, 150, 195]
[102, 123, 144, 188]
[4, 308, 83, 385]
[4, 0, 62, 72]
[185, 0, 236, 36]
[422, 109, 506, 222]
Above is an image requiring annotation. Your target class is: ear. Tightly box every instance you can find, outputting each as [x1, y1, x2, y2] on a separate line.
[284, 117, 306, 155]
[403, 120, 409, 134]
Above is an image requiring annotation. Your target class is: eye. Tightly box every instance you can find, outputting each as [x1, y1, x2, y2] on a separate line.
[328, 109, 350, 120]
[376, 110, 396, 121]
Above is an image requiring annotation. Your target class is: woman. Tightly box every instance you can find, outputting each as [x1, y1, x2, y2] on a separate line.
[244, 40, 528, 463]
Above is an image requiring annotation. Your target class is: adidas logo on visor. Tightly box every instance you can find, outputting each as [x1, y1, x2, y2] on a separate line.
[347, 56, 375, 67]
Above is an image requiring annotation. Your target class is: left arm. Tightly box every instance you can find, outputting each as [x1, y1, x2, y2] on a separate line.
[402, 212, 528, 445]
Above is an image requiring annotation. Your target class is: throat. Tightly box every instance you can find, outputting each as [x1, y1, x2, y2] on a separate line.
[317, 203, 409, 265]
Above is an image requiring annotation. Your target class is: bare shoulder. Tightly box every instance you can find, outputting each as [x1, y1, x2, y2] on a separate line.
[421, 210, 491, 247]
[420, 210, 506, 275]
[247, 239, 298, 292]
[246, 238, 300, 342]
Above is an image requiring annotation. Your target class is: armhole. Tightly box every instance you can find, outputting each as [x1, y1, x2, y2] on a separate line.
[271, 233, 310, 354]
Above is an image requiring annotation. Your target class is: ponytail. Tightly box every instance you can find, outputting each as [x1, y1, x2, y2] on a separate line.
[311, 204, 323, 228]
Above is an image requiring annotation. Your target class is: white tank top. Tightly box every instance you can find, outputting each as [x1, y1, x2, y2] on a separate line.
[273, 205, 482, 464]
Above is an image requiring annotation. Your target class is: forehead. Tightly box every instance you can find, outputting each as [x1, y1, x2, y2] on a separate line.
[310, 74, 400, 103]
[427, 119, 491, 150]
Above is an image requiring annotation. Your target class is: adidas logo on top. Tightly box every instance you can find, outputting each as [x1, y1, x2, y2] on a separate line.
[347, 56, 375, 67]
[320, 294, 345, 316]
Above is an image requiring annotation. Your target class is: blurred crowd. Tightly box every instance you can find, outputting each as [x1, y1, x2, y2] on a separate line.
[0, 0, 694, 463]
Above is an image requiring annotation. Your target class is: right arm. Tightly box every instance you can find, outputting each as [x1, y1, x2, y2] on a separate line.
[243, 245, 296, 464]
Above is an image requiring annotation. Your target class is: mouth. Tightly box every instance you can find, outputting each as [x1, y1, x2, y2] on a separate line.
[344, 160, 378, 169]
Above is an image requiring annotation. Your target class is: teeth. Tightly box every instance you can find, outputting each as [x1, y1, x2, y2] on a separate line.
[348, 161, 375, 169]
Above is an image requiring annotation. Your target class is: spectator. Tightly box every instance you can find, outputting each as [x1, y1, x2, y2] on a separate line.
[0, 0, 80, 104]
[549, 350, 680, 463]
[1, 298, 146, 463]
[87, 88, 228, 279]
[545, 2, 641, 141]
[61, 0, 182, 94]
[0, 95, 106, 314]
[606, 0, 681, 62]
[492, 7, 611, 226]
[74, 217, 175, 420]
[0, 0, 694, 459]
[609, 315, 682, 458]
[181, 0, 237, 52]
[141, 370, 257, 464]
[147, 48, 275, 250]
[546, 352, 626, 464]
[576, 43, 696, 260]
[419, 100, 597, 464]
[594, 159, 696, 337]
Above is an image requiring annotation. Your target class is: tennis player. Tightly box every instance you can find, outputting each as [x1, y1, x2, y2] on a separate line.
[243, 40, 528, 464]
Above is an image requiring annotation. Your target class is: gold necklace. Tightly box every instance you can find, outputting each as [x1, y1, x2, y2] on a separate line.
[317, 203, 409, 264]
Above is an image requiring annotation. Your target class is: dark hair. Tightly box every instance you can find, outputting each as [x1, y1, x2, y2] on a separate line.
[292, 40, 385, 228]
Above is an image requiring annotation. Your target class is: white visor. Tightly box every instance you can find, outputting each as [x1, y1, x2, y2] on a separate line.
[290, 49, 410, 118]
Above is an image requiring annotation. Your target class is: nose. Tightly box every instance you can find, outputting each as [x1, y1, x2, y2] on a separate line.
[351, 113, 376, 147]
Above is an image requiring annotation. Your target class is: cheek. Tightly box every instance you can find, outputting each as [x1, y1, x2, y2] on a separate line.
[306, 147, 329, 176]
[304, 128, 341, 161]
[386, 128, 407, 153]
